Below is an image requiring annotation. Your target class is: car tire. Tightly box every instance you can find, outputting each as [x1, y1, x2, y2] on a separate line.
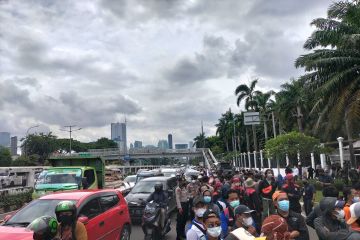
[120, 225, 130, 240]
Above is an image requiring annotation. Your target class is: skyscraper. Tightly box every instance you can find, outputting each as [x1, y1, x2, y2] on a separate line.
[111, 122, 127, 153]
[134, 141, 142, 148]
[10, 136, 17, 155]
[168, 134, 173, 149]
[0, 132, 10, 148]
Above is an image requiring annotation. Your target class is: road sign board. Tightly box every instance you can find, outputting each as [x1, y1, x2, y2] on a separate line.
[244, 112, 260, 125]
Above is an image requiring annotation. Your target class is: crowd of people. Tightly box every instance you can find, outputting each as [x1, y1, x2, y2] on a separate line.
[172, 167, 360, 240]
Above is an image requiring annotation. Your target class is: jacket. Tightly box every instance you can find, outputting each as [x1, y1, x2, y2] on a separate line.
[306, 204, 322, 229]
[314, 197, 352, 240]
[147, 190, 168, 207]
[281, 211, 309, 240]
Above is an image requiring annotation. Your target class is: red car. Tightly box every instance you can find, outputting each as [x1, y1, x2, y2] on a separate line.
[0, 189, 131, 240]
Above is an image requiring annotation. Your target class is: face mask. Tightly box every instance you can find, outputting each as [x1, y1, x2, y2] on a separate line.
[243, 217, 254, 227]
[278, 200, 290, 212]
[335, 210, 345, 220]
[353, 197, 360, 203]
[195, 208, 206, 218]
[204, 196, 212, 203]
[230, 200, 240, 208]
[191, 180, 196, 183]
[58, 215, 73, 225]
[207, 226, 222, 237]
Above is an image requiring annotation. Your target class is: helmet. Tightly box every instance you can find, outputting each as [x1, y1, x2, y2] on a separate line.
[154, 183, 163, 192]
[27, 216, 58, 240]
[55, 201, 77, 224]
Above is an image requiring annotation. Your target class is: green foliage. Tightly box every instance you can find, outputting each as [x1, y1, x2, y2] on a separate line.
[11, 155, 38, 166]
[265, 132, 322, 161]
[0, 146, 12, 167]
[0, 190, 33, 212]
[22, 133, 58, 164]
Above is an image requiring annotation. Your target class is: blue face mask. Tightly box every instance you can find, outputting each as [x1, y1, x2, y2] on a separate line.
[204, 196, 212, 203]
[278, 200, 290, 212]
[230, 200, 240, 208]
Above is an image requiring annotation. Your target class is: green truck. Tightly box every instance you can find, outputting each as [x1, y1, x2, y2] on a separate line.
[33, 155, 110, 199]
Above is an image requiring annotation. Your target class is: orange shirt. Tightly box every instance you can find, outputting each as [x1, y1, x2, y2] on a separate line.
[344, 203, 360, 232]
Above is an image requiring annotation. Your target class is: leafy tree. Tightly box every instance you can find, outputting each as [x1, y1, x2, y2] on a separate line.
[0, 146, 12, 167]
[193, 132, 207, 148]
[12, 155, 37, 166]
[254, 90, 275, 141]
[21, 133, 58, 165]
[295, 1, 360, 165]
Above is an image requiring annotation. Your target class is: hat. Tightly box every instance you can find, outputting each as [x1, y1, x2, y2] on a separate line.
[335, 200, 345, 209]
[203, 208, 220, 221]
[261, 215, 290, 239]
[272, 190, 285, 202]
[193, 196, 205, 206]
[235, 205, 255, 215]
[347, 202, 360, 225]
[245, 178, 256, 188]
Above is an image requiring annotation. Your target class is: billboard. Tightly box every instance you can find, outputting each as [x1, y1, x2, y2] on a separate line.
[244, 112, 260, 125]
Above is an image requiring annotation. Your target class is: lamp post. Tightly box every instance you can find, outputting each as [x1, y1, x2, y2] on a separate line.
[25, 124, 40, 157]
[60, 125, 82, 155]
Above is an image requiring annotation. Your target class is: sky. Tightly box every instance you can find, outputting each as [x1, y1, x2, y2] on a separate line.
[0, 0, 331, 146]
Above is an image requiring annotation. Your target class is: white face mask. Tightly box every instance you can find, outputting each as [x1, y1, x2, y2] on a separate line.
[195, 208, 206, 218]
[207, 226, 222, 237]
[335, 209, 345, 220]
[243, 217, 254, 227]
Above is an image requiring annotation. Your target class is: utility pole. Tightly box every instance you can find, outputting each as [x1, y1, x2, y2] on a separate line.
[60, 125, 82, 155]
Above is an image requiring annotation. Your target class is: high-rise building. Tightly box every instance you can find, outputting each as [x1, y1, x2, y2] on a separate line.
[168, 134, 173, 149]
[134, 141, 142, 148]
[0, 132, 10, 148]
[111, 122, 127, 153]
[175, 144, 188, 149]
[10, 136, 17, 156]
[189, 141, 194, 149]
[158, 140, 169, 150]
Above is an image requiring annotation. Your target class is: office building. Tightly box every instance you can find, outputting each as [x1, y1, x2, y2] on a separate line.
[168, 134, 173, 149]
[0, 132, 10, 148]
[158, 140, 169, 150]
[189, 141, 194, 149]
[175, 144, 188, 150]
[111, 122, 127, 153]
[10, 136, 17, 155]
[134, 141, 142, 148]
[129, 143, 134, 149]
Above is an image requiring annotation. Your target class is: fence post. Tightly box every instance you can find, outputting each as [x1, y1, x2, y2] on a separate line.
[253, 151, 257, 169]
[260, 150, 264, 169]
[337, 137, 344, 168]
[286, 154, 290, 166]
[248, 152, 251, 168]
[311, 152, 315, 169]
[268, 158, 271, 168]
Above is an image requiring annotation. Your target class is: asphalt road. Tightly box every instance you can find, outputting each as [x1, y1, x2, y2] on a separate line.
[129, 212, 319, 240]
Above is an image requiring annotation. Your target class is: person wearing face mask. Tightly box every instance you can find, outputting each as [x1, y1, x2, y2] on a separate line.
[176, 180, 189, 240]
[203, 209, 224, 240]
[243, 178, 262, 233]
[314, 197, 359, 240]
[302, 178, 315, 216]
[202, 189, 221, 215]
[220, 189, 241, 237]
[188, 176, 200, 220]
[258, 169, 278, 220]
[343, 183, 360, 232]
[281, 174, 302, 214]
[224, 205, 257, 240]
[272, 191, 309, 240]
[55, 201, 87, 240]
[186, 196, 208, 240]
[346, 202, 360, 233]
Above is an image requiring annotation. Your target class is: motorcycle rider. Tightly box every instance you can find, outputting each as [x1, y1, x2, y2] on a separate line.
[27, 216, 59, 240]
[147, 183, 168, 229]
[55, 200, 88, 240]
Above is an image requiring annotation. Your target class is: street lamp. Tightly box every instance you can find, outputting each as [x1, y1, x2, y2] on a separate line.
[25, 124, 40, 157]
[60, 125, 82, 155]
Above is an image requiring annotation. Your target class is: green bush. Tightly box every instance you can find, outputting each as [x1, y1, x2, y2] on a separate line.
[334, 179, 345, 191]
[0, 190, 33, 212]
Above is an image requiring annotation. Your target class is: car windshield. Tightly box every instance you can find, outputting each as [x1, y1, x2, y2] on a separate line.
[37, 168, 82, 184]
[4, 199, 77, 227]
[124, 175, 136, 183]
[131, 181, 164, 194]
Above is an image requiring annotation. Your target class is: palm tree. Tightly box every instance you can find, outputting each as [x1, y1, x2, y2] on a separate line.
[254, 90, 275, 141]
[193, 132, 206, 148]
[235, 79, 260, 152]
[295, 1, 360, 166]
[215, 109, 235, 152]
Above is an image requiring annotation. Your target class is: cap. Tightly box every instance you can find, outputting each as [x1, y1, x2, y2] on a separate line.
[335, 200, 345, 209]
[245, 178, 256, 188]
[203, 208, 220, 221]
[193, 196, 205, 206]
[235, 205, 255, 215]
[347, 202, 360, 225]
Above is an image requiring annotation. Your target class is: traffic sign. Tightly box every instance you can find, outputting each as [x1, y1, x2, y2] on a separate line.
[244, 112, 260, 125]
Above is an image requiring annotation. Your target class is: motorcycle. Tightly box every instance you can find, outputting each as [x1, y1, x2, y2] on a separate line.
[142, 201, 171, 240]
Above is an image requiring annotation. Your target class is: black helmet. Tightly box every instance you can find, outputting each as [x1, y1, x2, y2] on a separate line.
[55, 200, 77, 224]
[154, 183, 163, 192]
[27, 216, 58, 240]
